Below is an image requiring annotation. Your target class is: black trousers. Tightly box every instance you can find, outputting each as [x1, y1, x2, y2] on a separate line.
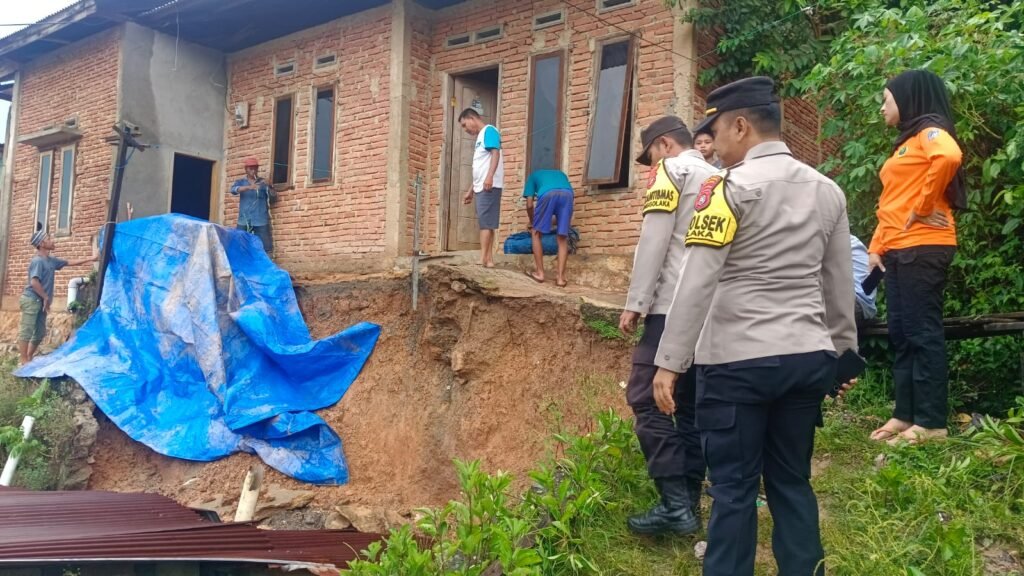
[883, 245, 955, 429]
[626, 315, 704, 485]
[697, 350, 836, 576]
[238, 224, 274, 254]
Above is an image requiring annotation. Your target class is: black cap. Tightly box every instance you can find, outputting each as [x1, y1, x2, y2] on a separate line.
[694, 76, 779, 136]
[636, 116, 691, 166]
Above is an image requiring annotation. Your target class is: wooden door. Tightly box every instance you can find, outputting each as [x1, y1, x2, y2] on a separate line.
[446, 76, 498, 251]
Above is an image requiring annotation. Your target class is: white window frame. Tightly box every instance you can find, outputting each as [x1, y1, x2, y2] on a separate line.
[56, 144, 76, 234]
[597, 0, 637, 13]
[35, 151, 54, 233]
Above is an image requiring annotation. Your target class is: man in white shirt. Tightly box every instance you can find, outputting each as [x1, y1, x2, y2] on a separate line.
[459, 108, 504, 268]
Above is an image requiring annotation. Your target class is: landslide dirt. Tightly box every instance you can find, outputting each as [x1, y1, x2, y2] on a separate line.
[89, 265, 633, 516]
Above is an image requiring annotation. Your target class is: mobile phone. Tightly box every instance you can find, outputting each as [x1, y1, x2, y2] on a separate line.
[861, 267, 884, 294]
[829, 350, 867, 398]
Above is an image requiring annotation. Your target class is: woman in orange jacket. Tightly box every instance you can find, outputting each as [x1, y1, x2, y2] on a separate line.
[868, 69, 966, 445]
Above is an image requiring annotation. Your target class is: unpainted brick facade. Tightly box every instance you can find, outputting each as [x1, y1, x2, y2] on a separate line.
[2, 29, 120, 305]
[224, 6, 394, 272]
[1, 0, 835, 304]
[420, 0, 681, 254]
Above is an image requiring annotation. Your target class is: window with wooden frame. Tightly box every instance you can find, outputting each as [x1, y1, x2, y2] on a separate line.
[584, 38, 635, 188]
[35, 151, 53, 232]
[526, 51, 565, 174]
[311, 86, 335, 183]
[271, 95, 294, 185]
[57, 145, 76, 233]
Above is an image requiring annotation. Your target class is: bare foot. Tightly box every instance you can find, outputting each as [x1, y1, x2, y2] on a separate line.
[484, 262, 495, 269]
[556, 279, 568, 288]
[870, 418, 912, 442]
[888, 425, 948, 446]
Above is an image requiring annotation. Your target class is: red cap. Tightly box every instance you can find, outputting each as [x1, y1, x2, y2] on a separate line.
[243, 157, 259, 168]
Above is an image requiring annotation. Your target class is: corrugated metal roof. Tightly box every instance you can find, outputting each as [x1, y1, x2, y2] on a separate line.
[0, 488, 382, 570]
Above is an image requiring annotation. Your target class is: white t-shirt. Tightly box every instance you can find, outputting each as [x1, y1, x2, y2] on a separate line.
[472, 124, 504, 193]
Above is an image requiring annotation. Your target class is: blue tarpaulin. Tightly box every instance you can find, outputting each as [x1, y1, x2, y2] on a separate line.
[502, 228, 580, 255]
[16, 215, 379, 484]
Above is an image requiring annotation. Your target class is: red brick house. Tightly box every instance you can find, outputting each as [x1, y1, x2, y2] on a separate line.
[0, 0, 830, 314]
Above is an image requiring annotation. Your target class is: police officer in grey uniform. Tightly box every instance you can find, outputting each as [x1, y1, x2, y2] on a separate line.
[651, 77, 857, 575]
[619, 116, 716, 535]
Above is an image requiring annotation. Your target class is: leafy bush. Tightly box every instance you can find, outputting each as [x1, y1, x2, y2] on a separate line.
[0, 365, 79, 490]
[344, 411, 676, 576]
[800, 0, 1024, 412]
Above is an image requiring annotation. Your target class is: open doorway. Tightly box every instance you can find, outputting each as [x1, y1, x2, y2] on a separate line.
[443, 67, 499, 251]
[171, 153, 214, 220]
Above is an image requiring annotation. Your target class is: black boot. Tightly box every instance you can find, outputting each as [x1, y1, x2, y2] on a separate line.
[627, 477, 699, 535]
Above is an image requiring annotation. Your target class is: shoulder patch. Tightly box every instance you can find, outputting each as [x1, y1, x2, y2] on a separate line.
[695, 173, 722, 212]
[686, 169, 737, 248]
[927, 128, 940, 141]
[643, 160, 680, 215]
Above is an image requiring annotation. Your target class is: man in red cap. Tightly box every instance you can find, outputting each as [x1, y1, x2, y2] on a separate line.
[230, 157, 278, 254]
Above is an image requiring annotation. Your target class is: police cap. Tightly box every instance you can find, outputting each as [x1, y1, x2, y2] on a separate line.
[636, 115, 691, 167]
[694, 76, 779, 136]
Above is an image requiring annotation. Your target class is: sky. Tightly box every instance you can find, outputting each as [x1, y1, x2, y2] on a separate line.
[1, 1, 78, 144]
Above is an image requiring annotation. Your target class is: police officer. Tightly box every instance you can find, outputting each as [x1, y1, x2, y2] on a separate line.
[619, 116, 715, 535]
[651, 77, 857, 575]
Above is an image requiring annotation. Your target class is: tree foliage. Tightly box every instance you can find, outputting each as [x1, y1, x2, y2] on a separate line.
[682, 0, 1024, 409]
[801, 0, 1024, 410]
[669, 0, 870, 96]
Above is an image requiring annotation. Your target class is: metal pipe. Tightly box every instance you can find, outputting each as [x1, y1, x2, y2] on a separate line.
[0, 415, 36, 486]
[412, 173, 423, 311]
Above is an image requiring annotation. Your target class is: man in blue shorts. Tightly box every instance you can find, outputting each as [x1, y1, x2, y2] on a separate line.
[522, 169, 573, 287]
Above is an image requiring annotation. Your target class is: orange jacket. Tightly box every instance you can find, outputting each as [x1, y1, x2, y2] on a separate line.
[869, 127, 962, 255]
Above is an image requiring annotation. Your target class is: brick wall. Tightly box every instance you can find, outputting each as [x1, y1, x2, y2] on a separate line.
[423, 0, 680, 255]
[407, 3, 434, 253]
[3, 28, 121, 302]
[224, 6, 392, 272]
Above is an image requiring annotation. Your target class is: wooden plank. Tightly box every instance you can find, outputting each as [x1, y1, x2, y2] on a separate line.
[0, 0, 97, 60]
[859, 313, 1024, 341]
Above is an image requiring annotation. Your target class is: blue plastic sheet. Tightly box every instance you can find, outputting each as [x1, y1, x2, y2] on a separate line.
[502, 228, 580, 255]
[16, 214, 379, 484]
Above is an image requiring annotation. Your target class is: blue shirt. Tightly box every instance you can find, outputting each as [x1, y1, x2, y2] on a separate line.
[522, 170, 572, 200]
[230, 177, 274, 227]
[23, 255, 68, 302]
[850, 235, 877, 319]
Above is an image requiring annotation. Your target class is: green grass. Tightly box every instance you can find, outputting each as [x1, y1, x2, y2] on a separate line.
[0, 358, 79, 490]
[345, 367, 1024, 575]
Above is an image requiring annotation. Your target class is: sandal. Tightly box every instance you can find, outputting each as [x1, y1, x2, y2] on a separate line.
[870, 419, 911, 442]
[524, 271, 544, 283]
[888, 426, 948, 446]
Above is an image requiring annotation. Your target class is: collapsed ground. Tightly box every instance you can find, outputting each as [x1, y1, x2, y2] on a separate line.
[2, 264, 1022, 574]
[87, 265, 634, 524]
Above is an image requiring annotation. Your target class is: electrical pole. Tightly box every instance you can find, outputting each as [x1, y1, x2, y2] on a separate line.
[95, 122, 146, 307]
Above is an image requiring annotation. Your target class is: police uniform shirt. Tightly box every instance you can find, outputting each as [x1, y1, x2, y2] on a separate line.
[626, 149, 717, 316]
[655, 141, 858, 373]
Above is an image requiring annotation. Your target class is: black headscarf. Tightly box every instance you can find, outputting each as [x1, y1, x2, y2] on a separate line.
[885, 69, 967, 210]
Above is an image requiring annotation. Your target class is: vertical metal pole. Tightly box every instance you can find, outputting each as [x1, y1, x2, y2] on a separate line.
[412, 173, 423, 311]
